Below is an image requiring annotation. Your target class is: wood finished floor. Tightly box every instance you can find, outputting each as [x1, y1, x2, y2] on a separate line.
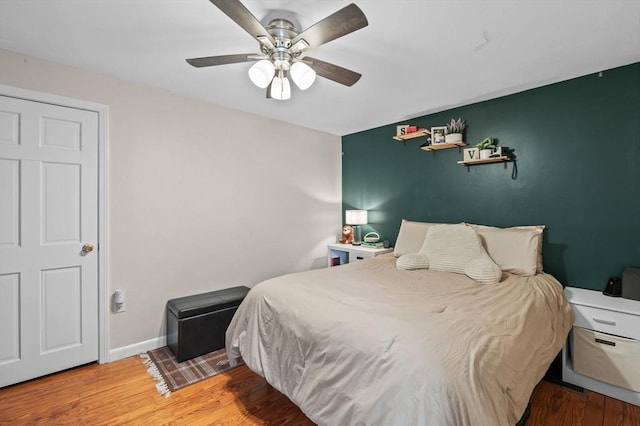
[1, 356, 639, 425]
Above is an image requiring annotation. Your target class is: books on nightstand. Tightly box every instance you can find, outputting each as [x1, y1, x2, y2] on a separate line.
[361, 241, 384, 248]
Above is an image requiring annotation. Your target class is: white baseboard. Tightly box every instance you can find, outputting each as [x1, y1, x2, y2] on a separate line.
[108, 336, 166, 362]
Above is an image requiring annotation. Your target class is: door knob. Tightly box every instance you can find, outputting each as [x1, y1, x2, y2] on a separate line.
[82, 243, 94, 253]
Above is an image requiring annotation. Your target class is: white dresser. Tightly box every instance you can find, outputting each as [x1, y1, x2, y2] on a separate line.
[562, 287, 640, 406]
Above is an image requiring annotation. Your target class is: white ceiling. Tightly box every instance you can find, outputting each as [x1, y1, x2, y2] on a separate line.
[1, 0, 639, 136]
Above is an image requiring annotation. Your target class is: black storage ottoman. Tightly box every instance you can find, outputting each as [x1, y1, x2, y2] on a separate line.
[166, 286, 250, 362]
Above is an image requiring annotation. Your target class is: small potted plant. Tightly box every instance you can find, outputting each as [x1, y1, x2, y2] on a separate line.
[475, 137, 496, 159]
[445, 118, 466, 143]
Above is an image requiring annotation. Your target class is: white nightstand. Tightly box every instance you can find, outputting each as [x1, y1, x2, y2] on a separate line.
[562, 287, 640, 406]
[327, 243, 393, 267]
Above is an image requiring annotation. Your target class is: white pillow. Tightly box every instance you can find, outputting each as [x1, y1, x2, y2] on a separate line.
[421, 224, 501, 284]
[393, 220, 437, 257]
[467, 224, 544, 276]
[396, 253, 430, 270]
[465, 251, 504, 284]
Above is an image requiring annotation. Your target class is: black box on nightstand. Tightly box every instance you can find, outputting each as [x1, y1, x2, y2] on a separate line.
[166, 286, 250, 362]
[622, 267, 640, 301]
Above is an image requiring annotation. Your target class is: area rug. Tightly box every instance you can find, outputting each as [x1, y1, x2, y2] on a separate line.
[140, 346, 243, 398]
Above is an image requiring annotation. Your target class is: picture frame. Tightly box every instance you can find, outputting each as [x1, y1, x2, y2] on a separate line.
[431, 126, 447, 145]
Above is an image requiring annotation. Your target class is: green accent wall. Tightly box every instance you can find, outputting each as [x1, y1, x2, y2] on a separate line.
[342, 63, 640, 291]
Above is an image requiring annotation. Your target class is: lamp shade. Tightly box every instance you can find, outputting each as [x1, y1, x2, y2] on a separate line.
[270, 74, 291, 100]
[345, 210, 367, 225]
[248, 60, 275, 88]
[290, 62, 316, 90]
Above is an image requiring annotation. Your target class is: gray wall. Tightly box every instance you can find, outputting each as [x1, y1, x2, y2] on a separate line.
[1, 48, 342, 353]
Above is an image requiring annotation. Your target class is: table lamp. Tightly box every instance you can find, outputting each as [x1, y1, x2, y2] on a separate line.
[345, 210, 368, 246]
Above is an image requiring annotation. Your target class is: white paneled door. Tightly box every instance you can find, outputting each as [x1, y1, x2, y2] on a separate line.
[0, 95, 98, 387]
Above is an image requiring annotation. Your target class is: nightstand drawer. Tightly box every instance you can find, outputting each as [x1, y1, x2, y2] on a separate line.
[573, 326, 640, 392]
[349, 250, 376, 261]
[572, 304, 640, 340]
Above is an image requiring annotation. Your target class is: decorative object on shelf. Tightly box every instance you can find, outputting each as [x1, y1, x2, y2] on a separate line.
[475, 137, 496, 159]
[345, 210, 368, 246]
[463, 147, 479, 161]
[431, 126, 447, 145]
[339, 225, 354, 244]
[445, 118, 466, 143]
[490, 146, 511, 158]
[396, 125, 418, 137]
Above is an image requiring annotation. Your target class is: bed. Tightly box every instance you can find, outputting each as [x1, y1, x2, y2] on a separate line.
[226, 221, 573, 426]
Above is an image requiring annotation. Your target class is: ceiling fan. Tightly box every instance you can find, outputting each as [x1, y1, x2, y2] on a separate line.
[186, 0, 368, 100]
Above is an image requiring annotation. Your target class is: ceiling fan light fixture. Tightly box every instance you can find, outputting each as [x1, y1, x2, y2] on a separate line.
[187, 1, 368, 98]
[248, 60, 275, 88]
[290, 62, 316, 90]
[270, 71, 291, 100]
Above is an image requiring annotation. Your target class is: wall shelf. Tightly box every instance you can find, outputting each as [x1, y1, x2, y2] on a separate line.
[421, 141, 466, 152]
[393, 128, 430, 141]
[457, 156, 511, 165]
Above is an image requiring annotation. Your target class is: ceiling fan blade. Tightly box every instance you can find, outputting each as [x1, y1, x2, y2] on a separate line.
[304, 57, 361, 87]
[186, 53, 257, 68]
[291, 3, 368, 51]
[209, 0, 275, 45]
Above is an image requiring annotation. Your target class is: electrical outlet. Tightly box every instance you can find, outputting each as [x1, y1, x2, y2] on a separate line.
[113, 289, 126, 313]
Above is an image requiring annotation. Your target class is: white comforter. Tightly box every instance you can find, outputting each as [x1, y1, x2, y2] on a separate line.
[226, 254, 573, 426]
